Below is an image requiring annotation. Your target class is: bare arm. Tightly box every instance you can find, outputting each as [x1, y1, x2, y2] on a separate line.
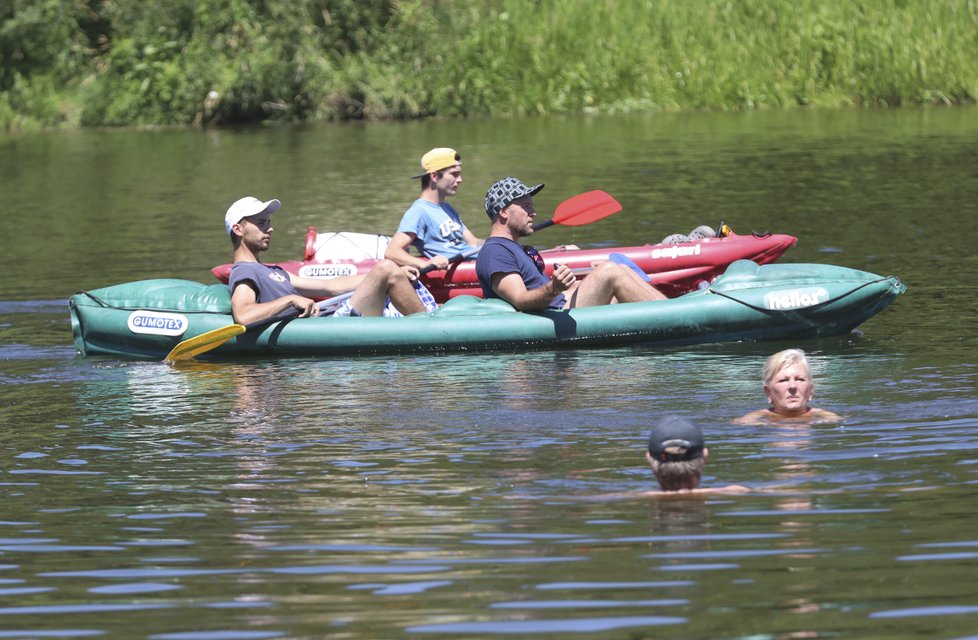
[808, 408, 843, 423]
[732, 410, 772, 425]
[385, 231, 447, 270]
[462, 227, 483, 248]
[230, 282, 317, 325]
[539, 244, 580, 253]
[491, 265, 575, 312]
[289, 273, 366, 298]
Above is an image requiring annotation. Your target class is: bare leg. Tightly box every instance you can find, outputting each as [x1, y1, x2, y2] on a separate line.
[348, 260, 425, 316]
[386, 274, 426, 316]
[620, 261, 662, 293]
[564, 262, 666, 309]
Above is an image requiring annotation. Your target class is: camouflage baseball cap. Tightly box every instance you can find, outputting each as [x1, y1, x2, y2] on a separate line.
[484, 177, 544, 220]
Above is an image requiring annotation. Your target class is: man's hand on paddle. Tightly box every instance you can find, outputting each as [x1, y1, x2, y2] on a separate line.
[426, 255, 450, 270]
[401, 265, 421, 282]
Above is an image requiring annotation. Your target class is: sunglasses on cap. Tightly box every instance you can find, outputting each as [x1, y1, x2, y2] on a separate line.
[523, 245, 545, 274]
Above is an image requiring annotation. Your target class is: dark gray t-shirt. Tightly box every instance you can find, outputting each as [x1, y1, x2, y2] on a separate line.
[228, 262, 296, 302]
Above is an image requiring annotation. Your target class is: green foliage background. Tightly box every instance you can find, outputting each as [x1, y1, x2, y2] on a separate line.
[2, 0, 977, 131]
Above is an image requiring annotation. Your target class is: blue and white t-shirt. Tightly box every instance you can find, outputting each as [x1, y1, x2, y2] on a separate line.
[397, 199, 477, 259]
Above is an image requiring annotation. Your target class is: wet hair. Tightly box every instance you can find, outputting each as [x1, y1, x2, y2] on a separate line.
[651, 456, 705, 491]
[763, 348, 811, 386]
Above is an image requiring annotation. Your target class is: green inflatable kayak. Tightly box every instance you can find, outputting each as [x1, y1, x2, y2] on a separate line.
[68, 260, 905, 360]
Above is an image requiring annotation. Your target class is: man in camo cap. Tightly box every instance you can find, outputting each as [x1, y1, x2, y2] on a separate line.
[475, 177, 666, 311]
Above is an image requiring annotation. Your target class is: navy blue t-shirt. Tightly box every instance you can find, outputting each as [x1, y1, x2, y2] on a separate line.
[475, 236, 564, 308]
[228, 262, 297, 302]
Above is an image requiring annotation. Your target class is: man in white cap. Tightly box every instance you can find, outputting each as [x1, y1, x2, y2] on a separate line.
[225, 196, 425, 325]
[475, 177, 666, 311]
[385, 147, 483, 270]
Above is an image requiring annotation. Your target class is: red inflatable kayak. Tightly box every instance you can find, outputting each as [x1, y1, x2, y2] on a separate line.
[211, 226, 797, 301]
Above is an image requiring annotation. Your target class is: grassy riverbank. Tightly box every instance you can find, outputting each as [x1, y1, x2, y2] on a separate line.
[3, 0, 976, 131]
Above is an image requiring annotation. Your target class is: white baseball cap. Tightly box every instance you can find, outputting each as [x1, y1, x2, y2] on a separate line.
[224, 196, 281, 235]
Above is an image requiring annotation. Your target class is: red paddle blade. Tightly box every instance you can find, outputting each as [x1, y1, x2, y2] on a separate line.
[551, 190, 622, 226]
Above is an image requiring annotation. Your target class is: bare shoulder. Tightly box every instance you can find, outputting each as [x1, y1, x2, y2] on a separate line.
[390, 230, 417, 244]
[732, 410, 773, 425]
[637, 484, 752, 498]
[809, 408, 843, 423]
[694, 484, 750, 495]
[734, 408, 842, 425]
[570, 484, 753, 502]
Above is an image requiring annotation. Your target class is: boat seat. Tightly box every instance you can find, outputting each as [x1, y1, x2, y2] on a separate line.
[304, 228, 391, 261]
[431, 296, 518, 316]
[78, 279, 233, 314]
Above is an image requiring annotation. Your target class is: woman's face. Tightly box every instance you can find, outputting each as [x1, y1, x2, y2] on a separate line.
[765, 363, 814, 416]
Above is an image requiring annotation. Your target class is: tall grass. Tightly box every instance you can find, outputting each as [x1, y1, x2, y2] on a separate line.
[426, 0, 978, 114]
[2, 0, 977, 130]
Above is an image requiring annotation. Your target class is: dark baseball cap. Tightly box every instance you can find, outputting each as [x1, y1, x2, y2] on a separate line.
[647, 416, 705, 462]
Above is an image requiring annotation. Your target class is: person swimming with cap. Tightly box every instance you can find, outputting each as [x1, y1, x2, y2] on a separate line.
[644, 415, 748, 494]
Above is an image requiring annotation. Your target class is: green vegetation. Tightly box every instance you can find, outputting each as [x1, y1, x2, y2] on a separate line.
[3, 0, 977, 131]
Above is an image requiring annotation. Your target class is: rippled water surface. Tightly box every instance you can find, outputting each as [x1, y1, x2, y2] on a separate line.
[2, 108, 978, 638]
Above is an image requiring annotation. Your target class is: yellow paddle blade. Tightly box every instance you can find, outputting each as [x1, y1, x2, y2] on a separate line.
[163, 324, 246, 363]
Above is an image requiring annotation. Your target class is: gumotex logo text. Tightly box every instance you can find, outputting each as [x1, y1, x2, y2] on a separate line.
[127, 311, 189, 336]
[764, 287, 829, 310]
[299, 264, 358, 278]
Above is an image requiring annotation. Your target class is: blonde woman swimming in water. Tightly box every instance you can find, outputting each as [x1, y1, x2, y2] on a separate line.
[735, 349, 842, 425]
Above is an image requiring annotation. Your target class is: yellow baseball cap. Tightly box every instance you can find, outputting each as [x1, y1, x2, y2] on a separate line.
[411, 147, 461, 179]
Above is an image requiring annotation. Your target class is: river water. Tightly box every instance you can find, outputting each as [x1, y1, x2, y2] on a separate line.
[2, 108, 978, 638]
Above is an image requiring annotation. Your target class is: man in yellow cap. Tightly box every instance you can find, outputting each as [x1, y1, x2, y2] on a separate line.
[385, 147, 483, 270]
